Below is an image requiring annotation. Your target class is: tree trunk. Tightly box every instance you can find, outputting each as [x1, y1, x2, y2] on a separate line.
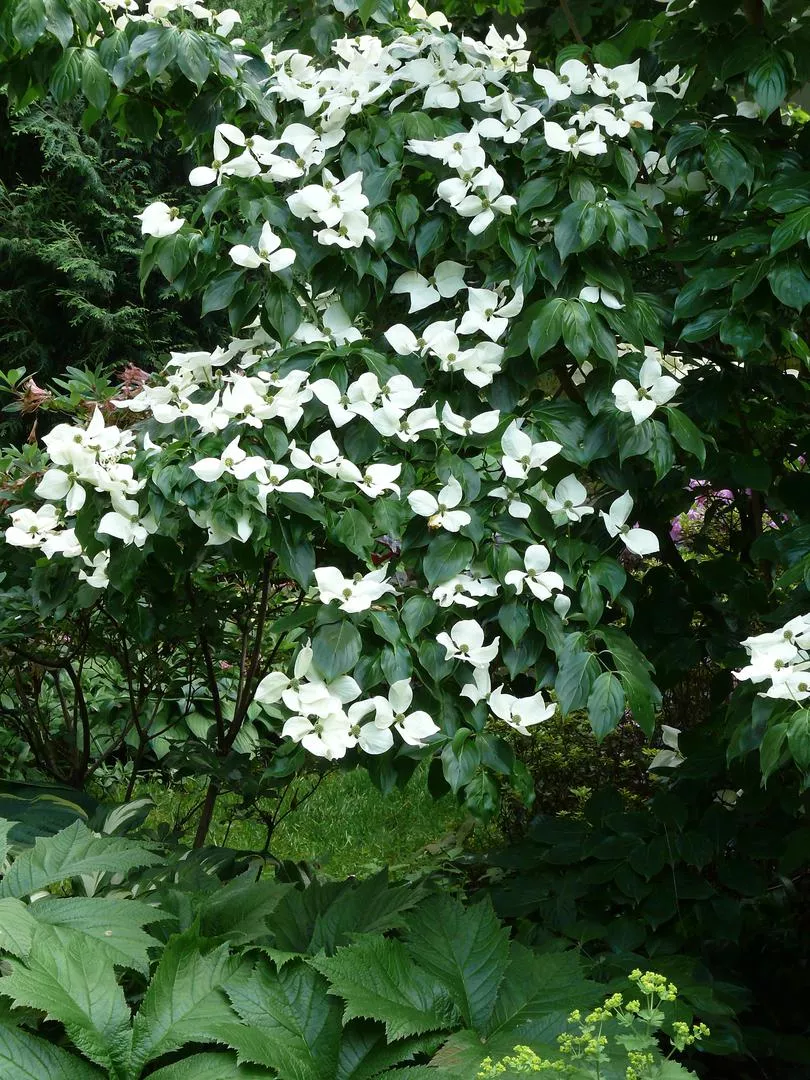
[193, 778, 219, 848]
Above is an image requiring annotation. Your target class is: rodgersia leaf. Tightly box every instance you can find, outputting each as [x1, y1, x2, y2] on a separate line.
[0, 1019, 104, 1079]
[29, 897, 169, 975]
[311, 937, 455, 1040]
[220, 959, 341, 1080]
[0, 928, 132, 1074]
[0, 820, 162, 900]
[148, 1053, 272, 1079]
[403, 896, 510, 1033]
[129, 930, 240, 1075]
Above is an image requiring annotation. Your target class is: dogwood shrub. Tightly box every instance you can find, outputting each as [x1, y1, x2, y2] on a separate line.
[3, 0, 810, 818]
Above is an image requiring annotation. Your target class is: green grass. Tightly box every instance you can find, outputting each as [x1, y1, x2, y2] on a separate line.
[141, 765, 484, 879]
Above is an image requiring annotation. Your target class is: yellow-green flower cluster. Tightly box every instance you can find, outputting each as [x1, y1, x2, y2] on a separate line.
[628, 969, 678, 1001]
[476, 1045, 563, 1076]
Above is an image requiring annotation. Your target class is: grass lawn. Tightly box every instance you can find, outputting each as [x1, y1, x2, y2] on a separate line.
[142, 764, 488, 878]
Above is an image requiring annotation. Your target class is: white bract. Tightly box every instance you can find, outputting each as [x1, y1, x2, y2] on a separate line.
[229, 222, 296, 272]
[504, 545, 565, 600]
[489, 686, 556, 735]
[137, 201, 185, 236]
[313, 566, 397, 612]
[612, 357, 680, 424]
[408, 476, 470, 532]
[600, 492, 660, 556]
[543, 474, 594, 524]
[436, 619, 500, 667]
[392, 262, 467, 313]
[501, 422, 562, 480]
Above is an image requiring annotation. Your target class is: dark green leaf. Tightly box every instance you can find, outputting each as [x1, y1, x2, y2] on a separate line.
[667, 409, 706, 465]
[423, 534, 473, 588]
[704, 135, 752, 196]
[176, 29, 212, 88]
[555, 650, 600, 715]
[527, 298, 565, 359]
[749, 51, 788, 116]
[312, 621, 362, 681]
[12, 0, 47, 49]
[770, 207, 810, 255]
[587, 672, 626, 741]
[768, 263, 810, 311]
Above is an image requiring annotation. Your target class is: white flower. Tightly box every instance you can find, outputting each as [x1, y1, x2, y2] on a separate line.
[579, 285, 623, 310]
[460, 666, 491, 704]
[5, 504, 63, 548]
[490, 686, 556, 735]
[489, 486, 531, 519]
[136, 201, 184, 237]
[314, 566, 396, 612]
[354, 463, 402, 498]
[763, 668, 810, 702]
[97, 503, 156, 548]
[433, 573, 499, 608]
[543, 474, 594, 523]
[407, 1, 451, 30]
[190, 437, 266, 483]
[408, 476, 470, 532]
[543, 121, 607, 158]
[533, 59, 590, 101]
[310, 375, 378, 427]
[256, 463, 314, 504]
[582, 101, 653, 137]
[457, 286, 524, 341]
[407, 130, 484, 170]
[501, 421, 562, 480]
[600, 492, 660, 555]
[436, 619, 500, 667]
[441, 166, 515, 234]
[229, 222, 296, 272]
[612, 357, 680, 424]
[77, 551, 110, 589]
[591, 60, 647, 102]
[371, 680, 439, 747]
[392, 262, 467, 313]
[289, 431, 363, 482]
[317, 210, 375, 249]
[287, 169, 368, 227]
[734, 641, 801, 685]
[282, 711, 355, 760]
[476, 100, 540, 143]
[504, 545, 564, 600]
[441, 402, 500, 436]
[35, 468, 87, 514]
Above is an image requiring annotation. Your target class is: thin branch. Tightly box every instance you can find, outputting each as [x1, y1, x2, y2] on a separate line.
[559, 0, 586, 45]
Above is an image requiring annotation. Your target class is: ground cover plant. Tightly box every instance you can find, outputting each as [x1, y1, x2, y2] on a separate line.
[0, 0, 809, 1074]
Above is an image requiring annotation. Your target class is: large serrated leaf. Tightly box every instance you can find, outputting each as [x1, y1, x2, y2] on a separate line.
[0, 929, 131, 1074]
[221, 960, 340, 1080]
[0, 821, 161, 899]
[0, 898, 36, 959]
[337, 1023, 442, 1080]
[312, 937, 453, 1041]
[198, 879, 288, 946]
[485, 944, 598, 1038]
[29, 897, 169, 975]
[148, 1053, 272, 1079]
[0, 1019, 103, 1079]
[404, 897, 509, 1033]
[129, 931, 239, 1074]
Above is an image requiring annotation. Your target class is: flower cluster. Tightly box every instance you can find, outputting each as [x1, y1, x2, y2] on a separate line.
[734, 615, 810, 703]
[254, 644, 438, 759]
